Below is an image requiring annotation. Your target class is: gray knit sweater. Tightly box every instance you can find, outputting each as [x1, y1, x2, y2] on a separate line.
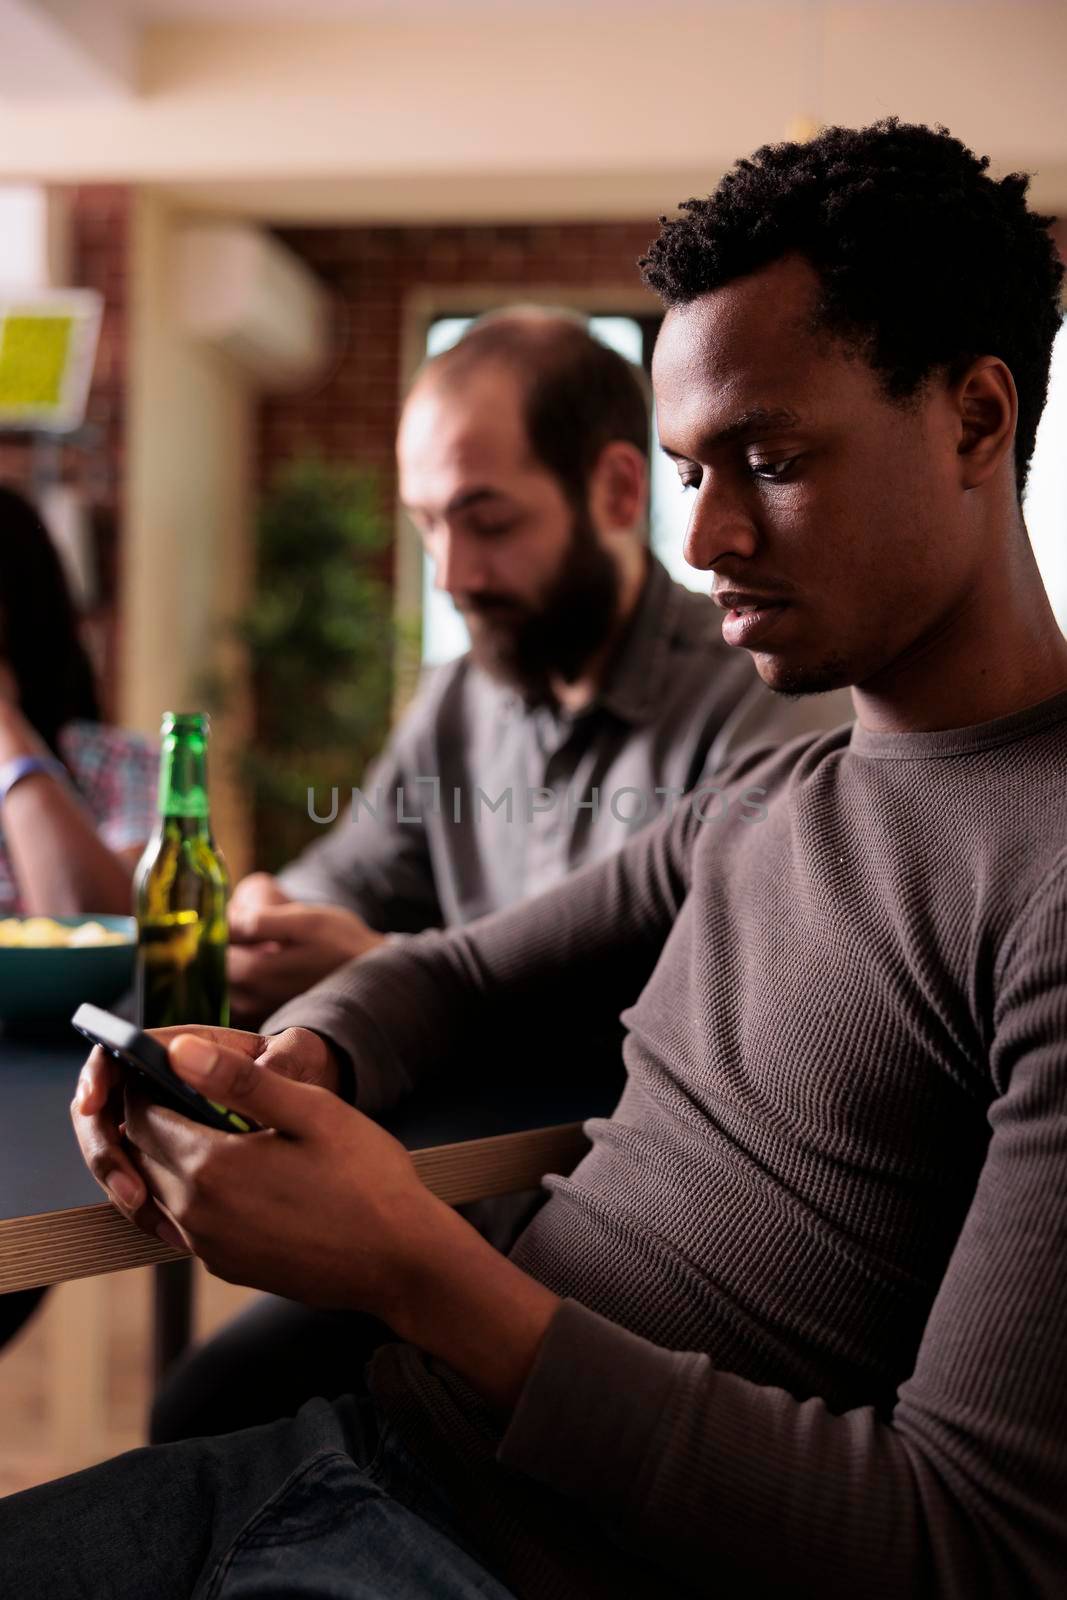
[270, 690, 1067, 1599]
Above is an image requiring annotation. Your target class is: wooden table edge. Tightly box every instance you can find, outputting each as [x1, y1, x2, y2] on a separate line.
[0, 1121, 591, 1293]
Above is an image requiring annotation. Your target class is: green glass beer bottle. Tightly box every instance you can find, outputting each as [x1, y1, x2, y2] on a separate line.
[135, 712, 230, 1029]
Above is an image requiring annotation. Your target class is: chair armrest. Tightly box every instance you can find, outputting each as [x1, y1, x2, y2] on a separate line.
[410, 1123, 590, 1206]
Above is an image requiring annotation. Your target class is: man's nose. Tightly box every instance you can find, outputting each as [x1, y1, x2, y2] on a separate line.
[431, 532, 486, 597]
[682, 477, 758, 572]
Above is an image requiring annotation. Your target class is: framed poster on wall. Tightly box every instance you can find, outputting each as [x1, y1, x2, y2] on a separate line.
[0, 289, 102, 433]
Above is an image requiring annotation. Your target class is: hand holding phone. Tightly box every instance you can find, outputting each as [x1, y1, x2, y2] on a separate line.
[72, 1003, 259, 1134]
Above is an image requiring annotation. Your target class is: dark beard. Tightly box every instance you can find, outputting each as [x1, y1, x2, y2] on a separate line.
[463, 505, 621, 701]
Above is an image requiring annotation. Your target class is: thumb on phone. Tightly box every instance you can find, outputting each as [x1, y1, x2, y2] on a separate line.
[168, 1033, 327, 1136]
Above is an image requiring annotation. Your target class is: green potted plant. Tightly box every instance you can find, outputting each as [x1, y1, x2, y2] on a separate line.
[214, 459, 398, 872]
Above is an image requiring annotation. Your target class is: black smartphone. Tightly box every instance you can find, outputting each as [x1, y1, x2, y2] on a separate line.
[71, 1003, 259, 1134]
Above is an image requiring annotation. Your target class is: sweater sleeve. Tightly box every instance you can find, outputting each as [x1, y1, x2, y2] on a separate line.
[497, 870, 1067, 1600]
[275, 702, 443, 936]
[265, 794, 699, 1117]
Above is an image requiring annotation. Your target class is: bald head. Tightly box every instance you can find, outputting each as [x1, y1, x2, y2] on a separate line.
[407, 307, 650, 509]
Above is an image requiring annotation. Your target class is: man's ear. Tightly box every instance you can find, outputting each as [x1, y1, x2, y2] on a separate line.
[589, 441, 647, 531]
[954, 357, 1018, 490]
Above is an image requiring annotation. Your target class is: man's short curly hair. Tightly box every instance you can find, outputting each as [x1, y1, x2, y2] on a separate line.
[640, 119, 1064, 490]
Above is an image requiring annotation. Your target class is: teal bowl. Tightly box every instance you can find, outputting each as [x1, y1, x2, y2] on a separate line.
[0, 915, 136, 1034]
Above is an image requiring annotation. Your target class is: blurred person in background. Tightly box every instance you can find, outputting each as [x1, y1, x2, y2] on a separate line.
[0, 483, 157, 1354]
[0, 485, 156, 917]
[148, 310, 852, 1444]
[225, 309, 852, 1025]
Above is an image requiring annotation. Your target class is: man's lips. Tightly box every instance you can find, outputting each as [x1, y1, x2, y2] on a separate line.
[711, 587, 789, 611]
[711, 591, 790, 651]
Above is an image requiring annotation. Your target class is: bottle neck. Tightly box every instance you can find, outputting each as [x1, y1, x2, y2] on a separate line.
[156, 729, 211, 821]
[158, 813, 213, 841]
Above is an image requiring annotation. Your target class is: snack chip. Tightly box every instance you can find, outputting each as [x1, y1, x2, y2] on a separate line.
[0, 916, 130, 949]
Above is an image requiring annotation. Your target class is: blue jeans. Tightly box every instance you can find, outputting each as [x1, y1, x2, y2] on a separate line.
[0, 1388, 516, 1600]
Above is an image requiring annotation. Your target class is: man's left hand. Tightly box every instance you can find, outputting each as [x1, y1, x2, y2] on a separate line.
[227, 902, 387, 1027]
[123, 1032, 440, 1323]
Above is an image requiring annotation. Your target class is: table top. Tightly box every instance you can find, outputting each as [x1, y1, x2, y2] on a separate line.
[0, 1028, 622, 1292]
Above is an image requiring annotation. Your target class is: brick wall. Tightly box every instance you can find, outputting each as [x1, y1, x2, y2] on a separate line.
[0, 184, 130, 714]
[259, 220, 662, 514]
[262, 214, 1067, 519]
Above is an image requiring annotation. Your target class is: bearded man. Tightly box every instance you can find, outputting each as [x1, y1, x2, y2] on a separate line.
[225, 307, 846, 1022]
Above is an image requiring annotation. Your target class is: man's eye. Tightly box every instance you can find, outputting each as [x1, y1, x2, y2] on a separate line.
[678, 474, 701, 493]
[748, 457, 799, 482]
[470, 520, 516, 538]
[470, 518, 518, 544]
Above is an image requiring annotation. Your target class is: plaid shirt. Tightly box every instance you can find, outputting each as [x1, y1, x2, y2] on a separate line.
[0, 720, 158, 913]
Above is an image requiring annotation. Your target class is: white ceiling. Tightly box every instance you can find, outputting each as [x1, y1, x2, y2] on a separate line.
[2, 0, 1064, 212]
[120, 0, 1012, 16]
[123, 0, 740, 17]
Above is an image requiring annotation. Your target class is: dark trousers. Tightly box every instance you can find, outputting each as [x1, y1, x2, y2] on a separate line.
[0, 1382, 517, 1600]
[150, 1297, 396, 1443]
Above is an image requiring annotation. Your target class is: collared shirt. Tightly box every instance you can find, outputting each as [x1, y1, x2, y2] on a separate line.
[279, 556, 852, 928]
